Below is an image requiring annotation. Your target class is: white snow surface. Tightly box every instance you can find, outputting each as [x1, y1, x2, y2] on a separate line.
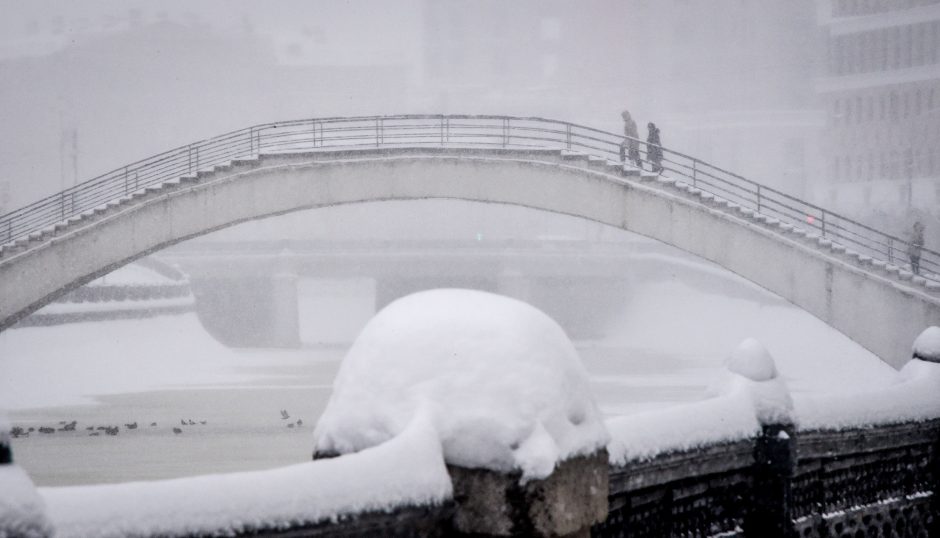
[34, 295, 194, 315]
[85, 263, 179, 286]
[607, 340, 793, 464]
[606, 376, 760, 464]
[313, 289, 609, 482]
[795, 358, 940, 430]
[913, 326, 940, 361]
[0, 465, 53, 538]
[40, 411, 452, 538]
[0, 313, 251, 410]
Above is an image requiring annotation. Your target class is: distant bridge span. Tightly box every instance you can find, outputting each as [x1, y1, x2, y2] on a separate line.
[1, 115, 938, 368]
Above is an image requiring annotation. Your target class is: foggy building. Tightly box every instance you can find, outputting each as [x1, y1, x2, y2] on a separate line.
[816, 0, 940, 221]
[420, 0, 632, 124]
[625, 0, 822, 197]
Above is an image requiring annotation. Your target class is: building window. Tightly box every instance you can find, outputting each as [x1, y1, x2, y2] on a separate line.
[914, 23, 925, 66]
[891, 27, 901, 69]
[901, 24, 912, 69]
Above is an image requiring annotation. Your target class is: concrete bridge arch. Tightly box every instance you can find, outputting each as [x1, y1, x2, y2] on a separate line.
[1, 147, 938, 368]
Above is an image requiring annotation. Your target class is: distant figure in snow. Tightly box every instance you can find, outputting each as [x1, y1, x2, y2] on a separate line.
[646, 122, 663, 173]
[909, 220, 926, 275]
[619, 110, 642, 168]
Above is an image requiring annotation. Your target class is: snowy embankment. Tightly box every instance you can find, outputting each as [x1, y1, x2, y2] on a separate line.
[3, 289, 608, 536]
[38, 413, 450, 538]
[606, 331, 940, 465]
[796, 326, 940, 430]
[606, 338, 792, 464]
[0, 413, 450, 538]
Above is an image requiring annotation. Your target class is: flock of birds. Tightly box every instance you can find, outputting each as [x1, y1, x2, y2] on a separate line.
[8, 411, 305, 438]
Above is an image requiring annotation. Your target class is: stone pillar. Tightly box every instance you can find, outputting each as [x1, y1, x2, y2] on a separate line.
[746, 423, 796, 538]
[725, 338, 797, 538]
[447, 450, 609, 538]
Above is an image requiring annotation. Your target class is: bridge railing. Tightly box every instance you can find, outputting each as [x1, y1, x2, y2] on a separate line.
[1, 115, 937, 281]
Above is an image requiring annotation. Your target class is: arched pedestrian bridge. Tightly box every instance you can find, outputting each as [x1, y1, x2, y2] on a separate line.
[1, 115, 938, 368]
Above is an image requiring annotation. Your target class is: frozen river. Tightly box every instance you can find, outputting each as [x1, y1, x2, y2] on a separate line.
[1, 241, 897, 487]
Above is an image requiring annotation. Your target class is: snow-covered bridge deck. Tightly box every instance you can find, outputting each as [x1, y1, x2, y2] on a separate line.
[0, 115, 938, 367]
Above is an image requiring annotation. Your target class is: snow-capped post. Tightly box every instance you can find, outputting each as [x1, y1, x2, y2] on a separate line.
[313, 289, 611, 537]
[726, 338, 796, 538]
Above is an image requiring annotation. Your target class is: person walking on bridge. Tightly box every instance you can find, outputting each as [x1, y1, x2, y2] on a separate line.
[646, 122, 663, 173]
[909, 220, 925, 275]
[619, 110, 642, 168]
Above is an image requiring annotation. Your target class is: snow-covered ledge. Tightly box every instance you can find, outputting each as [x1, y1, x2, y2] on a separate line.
[606, 338, 793, 465]
[795, 326, 940, 430]
[313, 288, 611, 536]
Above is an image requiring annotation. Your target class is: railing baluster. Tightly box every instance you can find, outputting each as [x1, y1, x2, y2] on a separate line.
[757, 185, 762, 213]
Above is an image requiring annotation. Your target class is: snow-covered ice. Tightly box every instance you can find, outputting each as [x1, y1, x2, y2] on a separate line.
[313, 288, 609, 482]
[0, 313, 252, 410]
[40, 410, 452, 538]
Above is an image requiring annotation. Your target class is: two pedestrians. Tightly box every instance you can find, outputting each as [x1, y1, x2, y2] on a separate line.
[618, 111, 664, 174]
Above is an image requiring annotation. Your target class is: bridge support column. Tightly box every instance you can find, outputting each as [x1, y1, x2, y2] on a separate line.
[270, 272, 300, 349]
[191, 273, 300, 349]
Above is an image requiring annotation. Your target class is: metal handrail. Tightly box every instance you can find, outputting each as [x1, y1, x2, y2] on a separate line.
[1, 114, 936, 282]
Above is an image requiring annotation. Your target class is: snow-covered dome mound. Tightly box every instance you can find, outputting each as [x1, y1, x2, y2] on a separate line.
[726, 338, 778, 381]
[313, 289, 609, 481]
[913, 326, 940, 362]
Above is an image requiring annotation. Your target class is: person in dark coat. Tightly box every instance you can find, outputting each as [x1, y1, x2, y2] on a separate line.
[909, 220, 926, 275]
[646, 122, 663, 173]
[619, 110, 642, 168]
